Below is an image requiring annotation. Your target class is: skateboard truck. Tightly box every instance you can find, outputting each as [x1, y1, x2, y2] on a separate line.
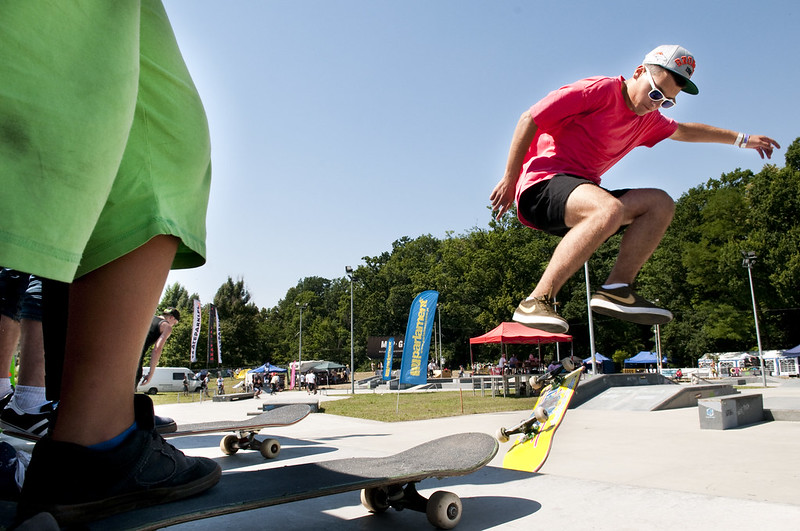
[361, 482, 463, 529]
[496, 406, 549, 443]
[220, 430, 281, 459]
[528, 356, 578, 390]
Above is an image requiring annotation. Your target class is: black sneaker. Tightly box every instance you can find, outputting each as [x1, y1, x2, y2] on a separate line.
[16, 394, 221, 527]
[0, 441, 23, 500]
[590, 286, 672, 325]
[155, 415, 177, 434]
[0, 400, 56, 440]
[512, 295, 569, 333]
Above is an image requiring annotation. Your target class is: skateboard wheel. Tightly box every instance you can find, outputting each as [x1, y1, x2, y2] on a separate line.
[562, 357, 575, 372]
[361, 487, 390, 513]
[495, 428, 509, 443]
[426, 490, 462, 529]
[220, 434, 239, 455]
[529, 376, 543, 390]
[534, 406, 549, 423]
[260, 438, 281, 459]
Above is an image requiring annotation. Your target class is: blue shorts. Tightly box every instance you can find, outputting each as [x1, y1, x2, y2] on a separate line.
[0, 269, 42, 322]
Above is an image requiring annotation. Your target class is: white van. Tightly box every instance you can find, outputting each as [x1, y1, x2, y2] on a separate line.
[137, 367, 201, 395]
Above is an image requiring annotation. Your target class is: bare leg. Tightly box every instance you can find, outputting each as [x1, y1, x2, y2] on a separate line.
[604, 188, 674, 285]
[16, 319, 45, 388]
[51, 235, 178, 446]
[530, 186, 674, 298]
[0, 315, 21, 384]
[531, 184, 625, 298]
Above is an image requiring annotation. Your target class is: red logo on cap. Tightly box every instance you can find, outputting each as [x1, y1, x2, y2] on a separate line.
[674, 55, 695, 75]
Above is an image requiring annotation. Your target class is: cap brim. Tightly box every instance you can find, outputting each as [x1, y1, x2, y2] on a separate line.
[682, 79, 699, 95]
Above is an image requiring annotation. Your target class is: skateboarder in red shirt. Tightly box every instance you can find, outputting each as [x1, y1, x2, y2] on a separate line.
[490, 45, 779, 333]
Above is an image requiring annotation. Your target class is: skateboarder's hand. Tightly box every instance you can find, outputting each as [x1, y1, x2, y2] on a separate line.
[490, 177, 516, 220]
[744, 134, 780, 159]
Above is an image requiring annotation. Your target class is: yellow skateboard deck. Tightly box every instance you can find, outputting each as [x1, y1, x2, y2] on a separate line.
[501, 367, 582, 472]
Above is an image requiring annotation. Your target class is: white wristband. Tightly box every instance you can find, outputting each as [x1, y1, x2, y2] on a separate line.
[740, 134, 749, 148]
[734, 132, 744, 147]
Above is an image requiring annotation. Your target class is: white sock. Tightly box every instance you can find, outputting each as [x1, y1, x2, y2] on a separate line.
[602, 283, 628, 290]
[525, 293, 553, 301]
[11, 385, 48, 413]
[0, 378, 11, 397]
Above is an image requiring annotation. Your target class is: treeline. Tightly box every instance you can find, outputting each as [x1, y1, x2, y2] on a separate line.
[154, 139, 800, 372]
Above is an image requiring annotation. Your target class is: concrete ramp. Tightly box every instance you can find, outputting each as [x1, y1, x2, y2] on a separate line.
[571, 373, 736, 411]
[578, 385, 684, 411]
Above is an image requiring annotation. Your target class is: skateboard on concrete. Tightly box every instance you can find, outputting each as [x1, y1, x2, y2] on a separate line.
[1, 404, 311, 460]
[76, 432, 497, 530]
[497, 357, 582, 472]
[164, 403, 311, 459]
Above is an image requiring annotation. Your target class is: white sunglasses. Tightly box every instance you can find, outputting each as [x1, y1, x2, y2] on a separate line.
[644, 68, 676, 109]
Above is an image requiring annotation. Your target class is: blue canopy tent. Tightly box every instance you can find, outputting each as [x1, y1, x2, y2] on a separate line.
[249, 363, 287, 374]
[583, 353, 614, 373]
[783, 344, 800, 357]
[624, 351, 667, 366]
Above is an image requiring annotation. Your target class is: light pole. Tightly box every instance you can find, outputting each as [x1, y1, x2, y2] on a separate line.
[741, 251, 767, 387]
[345, 266, 355, 395]
[584, 262, 598, 375]
[654, 299, 663, 375]
[295, 302, 308, 386]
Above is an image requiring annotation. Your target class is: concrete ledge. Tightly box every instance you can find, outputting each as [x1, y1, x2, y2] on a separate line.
[262, 400, 319, 413]
[653, 384, 737, 410]
[764, 408, 800, 422]
[698, 393, 764, 430]
[212, 392, 255, 402]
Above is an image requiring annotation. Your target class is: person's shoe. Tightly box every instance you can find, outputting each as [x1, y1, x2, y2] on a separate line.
[0, 391, 14, 411]
[0, 441, 24, 501]
[590, 285, 673, 325]
[0, 400, 56, 439]
[512, 295, 569, 333]
[155, 415, 177, 434]
[16, 394, 221, 527]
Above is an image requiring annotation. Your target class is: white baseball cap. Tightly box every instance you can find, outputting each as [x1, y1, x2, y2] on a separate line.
[643, 45, 698, 95]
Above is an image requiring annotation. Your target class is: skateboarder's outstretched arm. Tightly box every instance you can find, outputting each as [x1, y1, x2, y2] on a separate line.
[670, 122, 779, 159]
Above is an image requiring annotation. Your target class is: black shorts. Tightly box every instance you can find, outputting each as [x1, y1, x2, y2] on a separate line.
[518, 174, 630, 237]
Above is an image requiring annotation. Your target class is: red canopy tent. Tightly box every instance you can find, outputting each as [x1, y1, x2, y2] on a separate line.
[469, 322, 573, 367]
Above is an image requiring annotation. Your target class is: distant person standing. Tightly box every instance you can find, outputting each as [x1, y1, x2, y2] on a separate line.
[306, 371, 317, 395]
[253, 374, 263, 398]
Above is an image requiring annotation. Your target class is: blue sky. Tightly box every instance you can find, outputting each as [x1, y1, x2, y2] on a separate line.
[162, 0, 798, 309]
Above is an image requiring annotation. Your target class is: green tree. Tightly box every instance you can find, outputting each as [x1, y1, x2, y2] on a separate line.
[212, 277, 263, 369]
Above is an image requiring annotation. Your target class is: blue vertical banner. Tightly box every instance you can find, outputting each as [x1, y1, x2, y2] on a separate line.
[382, 337, 395, 381]
[399, 290, 439, 385]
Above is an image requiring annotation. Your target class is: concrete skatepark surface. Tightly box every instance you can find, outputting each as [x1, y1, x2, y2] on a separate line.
[146, 380, 800, 530]
[4, 379, 799, 529]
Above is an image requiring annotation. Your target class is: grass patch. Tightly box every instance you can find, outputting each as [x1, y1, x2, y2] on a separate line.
[320, 392, 537, 422]
[144, 377, 239, 406]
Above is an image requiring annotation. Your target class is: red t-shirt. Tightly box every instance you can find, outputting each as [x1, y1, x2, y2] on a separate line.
[516, 76, 678, 225]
